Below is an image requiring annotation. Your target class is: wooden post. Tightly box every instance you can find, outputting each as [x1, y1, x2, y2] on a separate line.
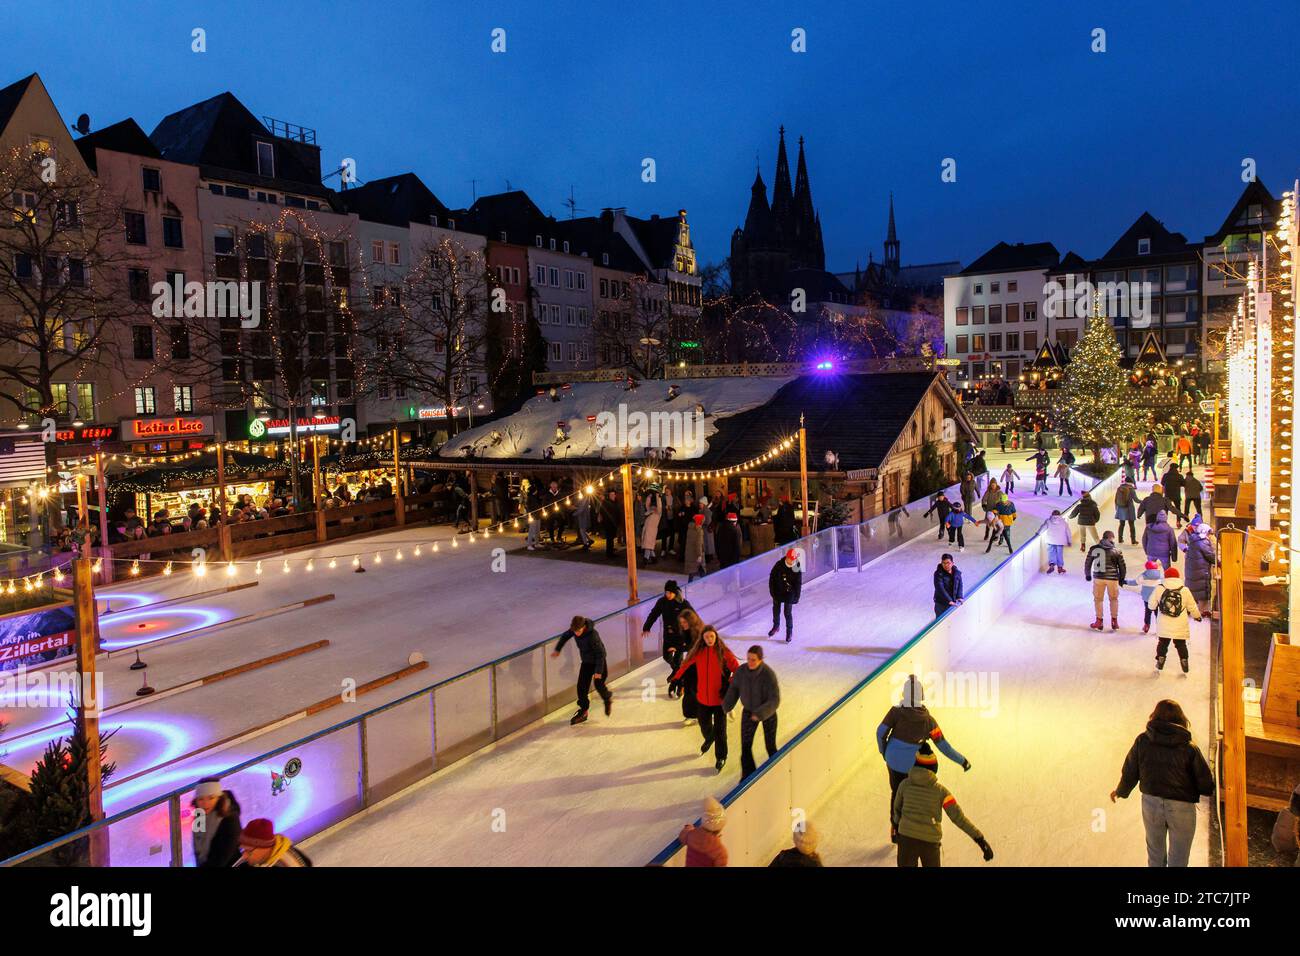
[1219, 530, 1248, 867]
[393, 429, 405, 526]
[314, 435, 326, 542]
[94, 452, 112, 584]
[216, 441, 232, 563]
[73, 475, 108, 865]
[798, 415, 810, 537]
[620, 462, 639, 606]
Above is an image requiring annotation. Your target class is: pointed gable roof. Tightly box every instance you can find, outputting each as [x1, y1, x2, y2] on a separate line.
[334, 172, 451, 228]
[462, 189, 550, 243]
[743, 167, 771, 240]
[74, 118, 162, 172]
[1099, 211, 1196, 261]
[0, 74, 36, 136]
[1204, 179, 1280, 246]
[959, 241, 1059, 276]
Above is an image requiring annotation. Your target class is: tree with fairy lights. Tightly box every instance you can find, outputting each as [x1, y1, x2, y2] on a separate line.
[1052, 298, 1147, 462]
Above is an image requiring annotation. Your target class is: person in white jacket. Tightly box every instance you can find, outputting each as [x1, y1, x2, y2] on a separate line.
[1042, 509, 1072, 574]
[1145, 566, 1202, 675]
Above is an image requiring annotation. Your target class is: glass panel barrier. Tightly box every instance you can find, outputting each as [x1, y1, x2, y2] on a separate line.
[363, 692, 435, 805]
[433, 667, 494, 765]
[493, 646, 547, 739]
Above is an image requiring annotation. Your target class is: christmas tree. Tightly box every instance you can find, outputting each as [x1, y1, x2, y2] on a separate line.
[1052, 299, 1147, 460]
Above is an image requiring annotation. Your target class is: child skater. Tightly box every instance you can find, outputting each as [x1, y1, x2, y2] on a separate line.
[1139, 559, 1163, 634]
[999, 463, 1020, 495]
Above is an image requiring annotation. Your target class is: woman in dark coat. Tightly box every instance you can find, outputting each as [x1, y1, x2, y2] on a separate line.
[1182, 527, 1215, 608]
[191, 778, 242, 868]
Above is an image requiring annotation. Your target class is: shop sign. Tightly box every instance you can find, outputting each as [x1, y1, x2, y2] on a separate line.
[416, 406, 463, 420]
[53, 423, 118, 444]
[845, 468, 878, 481]
[0, 604, 77, 670]
[252, 415, 341, 438]
[121, 416, 213, 440]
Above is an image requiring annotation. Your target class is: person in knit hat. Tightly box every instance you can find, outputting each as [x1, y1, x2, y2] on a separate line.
[679, 796, 728, 867]
[191, 777, 242, 868]
[767, 548, 803, 642]
[1146, 566, 1203, 674]
[684, 512, 707, 582]
[877, 675, 970, 838]
[715, 510, 743, 568]
[641, 581, 694, 698]
[232, 818, 312, 867]
[769, 820, 824, 867]
[1139, 559, 1164, 634]
[892, 742, 993, 868]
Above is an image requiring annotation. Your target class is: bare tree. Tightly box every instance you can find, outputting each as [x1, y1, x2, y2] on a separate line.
[594, 274, 673, 378]
[359, 236, 494, 434]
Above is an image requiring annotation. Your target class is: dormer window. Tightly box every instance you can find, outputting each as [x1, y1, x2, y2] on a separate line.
[563, 240, 570, 254]
[1137, 238, 1151, 255]
[973, 283, 983, 294]
[602, 252, 609, 266]
[256, 141, 275, 178]
[448, 219, 455, 230]
[549, 238, 556, 251]
[535, 235, 543, 247]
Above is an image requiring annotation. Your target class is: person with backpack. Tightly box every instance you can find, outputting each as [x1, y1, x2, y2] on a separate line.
[1139, 559, 1164, 634]
[1042, 509, 1072, 574]
[923, 492, 952, 541]
[767, 549, 802, 642]
[933, 553, 963, 618]
[1068, 490, 1102, 553]
[1085, 530, 1133, 632]
[642, 581, 694, 697]
[552, 615, 613, 724]
[944, 501, 975, 552]
[878, 674, 971, 834]
[1146, 567, 1202, 674]
[1142, 510, 1179, 570]
[1114, 476, 1139, 544]
[1109, 699, 1214, 866]
[671, 625, 740, 772]
[892, 742, 993, 868]
[232, 818, 312, 867]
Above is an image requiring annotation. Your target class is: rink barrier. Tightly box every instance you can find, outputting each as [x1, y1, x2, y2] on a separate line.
[0, 472, 1012, 867]
[648, 464, 1122, 867]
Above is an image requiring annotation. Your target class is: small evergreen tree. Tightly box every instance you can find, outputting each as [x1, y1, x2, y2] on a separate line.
[22, 712, 117, 865]
[910, 440, 948, 499]
[1052, 300, 1146, 460]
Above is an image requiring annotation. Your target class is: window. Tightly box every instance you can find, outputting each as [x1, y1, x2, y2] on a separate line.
[972, 334, 985, 352]
[134, 386, 156, 415]
[132, 325, 154, 360]
[535, 265, 546, 286]
[128, 268, 150, 301]
[567, 342, 577, 362]
[328, 240, 347, 266]
[580, 342, 590, 362]
[1137, 237, 1151, 255]
[15, 253, 33, 280]
[1006, 332, 1019, 351]
[173, 385, 194, 412]
[973, 283, 983, 295]
[549, 238, 556, 251]
[989, 334, 1002, 351]
[566, 306, 576, 326]
[1023, 331, 1038, 350]
[578, 307, 588, 326]
[224, 185, 250, 200]
[75, 383, 94, 420]
[125, 211, 147, 245]
[576, 272, 586, 291]
[142, 167, 161, 192]
[548, 267, 559, 286]
[1007, 280, 1018, 293]
[1023, 302, 1037, 323]
[387, 242, 401, 265]
[499, 231, 507, 241]
[162, 215, 183, 248]
[990, 281, 1000, 294]
[257, 190, 279, 205]
[562, 241, 570, 254]
[13, 191, 37, 223]
[245, 234, 267, 259]
[255, 141, 275, 177]
[971, 362, 986, 378]
[535, 235, 543, 247]
[1005, 302, 1019, 323]
[214, 225, 235, 256]
[56, 200, 80, 227]
[1059, 329, 1078, 349]
[371, 240, 384, 263]
[602, 253, 609, 266]
[955, 307, 968, 326]
[68, 258, 85, 286]
[599, 278, 609, 297]
[549, 341, 562, 362]
[956, 334, 969, 353]
[988, 305, 1002, 324]
[170, 324, 190, 360]
[972, 306, 985, 325]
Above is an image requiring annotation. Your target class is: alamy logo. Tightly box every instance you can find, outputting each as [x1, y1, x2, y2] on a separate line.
[890, 670, 1000, 718]
[152, 275, 261, 327]
[49, 886, 151, 936]
[1043, 274, 1153, 327]
[593, 404, 702, 453]
[0, 666, 104, 717]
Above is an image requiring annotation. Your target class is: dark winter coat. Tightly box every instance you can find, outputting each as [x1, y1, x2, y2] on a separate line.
[933, 564, 963, 606]
[601, 494, 624, 531]
[723, 661, 780, 719]
[769, 848, 823, 867]
[923, 495, 952, 523]
[1183, 473, 1203, 502]
[1142, 512, 1178, 567]
[1067, 496, 1100, 526]
[193, 791, 242, 868]
[1114, 482, 1137, 520]
[769, 559, 802, 602]
[1085, 540, 1127, 582]
[773, 503, 798, 544]
[1161, 468, 1185, 497]
[555, 620, 607, 666]
[643, 594, 694, 650]
[1137, 492, 1170, 525]
[1116, 719, 1215, 804]
[715, 520, 743, 568]
[959, 478, 976, 511]
[1183, 533, 1216, 604]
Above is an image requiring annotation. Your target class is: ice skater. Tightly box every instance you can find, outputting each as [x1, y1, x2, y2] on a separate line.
[999, 463, 1020, 494]
[1139, 559, 1163, 634]
[684, 512, 707, 582]
[877, 674, 971, 836]
[986, 493, 1016, 554]
[1068, 490, 1101, 553]
[1042, 508, 1072, 574]
[1026, 449, 1049, 495]
[767, 549, 802, 642]
[923, 492, 952, 540]
[641, 580, 693, 696]
[1113, 475, 1138, 545]
[723, 644, 781, 781]
[671, 625, 739, 772]
[892, 743, 993, 868]
[1085, 530, 1133, 632]
[979, 479, 1002, 539]
[1054, 457, 1073, 496]
[1146, 567, 1202, 675]
[933, 553, 963, 618]
[552, 615, 612, 724]
[944, 501, 975, 552]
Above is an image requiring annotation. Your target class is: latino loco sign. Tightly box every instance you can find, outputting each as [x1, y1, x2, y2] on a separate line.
[122, 416, 213, 440]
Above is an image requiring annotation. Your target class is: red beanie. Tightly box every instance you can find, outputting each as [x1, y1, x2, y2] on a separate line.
[239, 818, 276, 848]
[726, 512, 738, 521]
[693, 513, 705, 525]
[1164, 566, 1180, 578]
[786, 548, 798, 561]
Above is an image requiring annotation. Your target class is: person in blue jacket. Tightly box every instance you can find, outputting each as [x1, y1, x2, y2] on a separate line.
[877, 674, 972, 839]
[932, 553, 963, 618]
[944, 502, 976, 551]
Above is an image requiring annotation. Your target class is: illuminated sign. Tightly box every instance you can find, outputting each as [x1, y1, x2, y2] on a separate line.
[53, 424, 118, 443]
[257, 415, 341, 436]
[122, 416, 213, 440]
[935, 358, 963, 367]
[417, 406, 464, 420]
[679, 341, 700, 349]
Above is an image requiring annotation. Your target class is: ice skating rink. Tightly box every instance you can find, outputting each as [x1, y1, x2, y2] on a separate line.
[306, 453, 1154, 866]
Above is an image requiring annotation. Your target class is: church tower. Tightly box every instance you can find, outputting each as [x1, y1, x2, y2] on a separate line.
[883, 192, 900, 273]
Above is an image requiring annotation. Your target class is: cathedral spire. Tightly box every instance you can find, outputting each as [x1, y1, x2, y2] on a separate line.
[771, 126, 793, 223]
[793, 135, 812, 210]
[883, 192, 900, 272]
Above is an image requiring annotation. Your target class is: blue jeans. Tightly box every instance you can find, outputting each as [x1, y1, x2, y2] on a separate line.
[1047, 544, 1063, 567]
[1141, 793, 1198, 866]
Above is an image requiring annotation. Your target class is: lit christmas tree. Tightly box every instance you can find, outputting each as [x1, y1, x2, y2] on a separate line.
[1052, 297, 1147, 460]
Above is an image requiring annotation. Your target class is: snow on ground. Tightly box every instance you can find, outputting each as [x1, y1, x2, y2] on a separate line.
[304, 466, 1089, 866]
[438, 376, 795, 460]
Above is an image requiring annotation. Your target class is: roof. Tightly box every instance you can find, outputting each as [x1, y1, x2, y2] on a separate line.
[334, 173, 451, 228]
[895, 261, 961, 288]
[623, 213, 682, 268]
[0, 74, 36, 137]
[1204, 180, 1280, 246]
[150, 92, 331, 198]
[74, 118, 162, 171]
[1096, 212, 1199, 264]
[555, 215, 646, 272]
[692, 371, 961, 472]
[462, 190, 550, 243]
[959, 241, 1059, 276]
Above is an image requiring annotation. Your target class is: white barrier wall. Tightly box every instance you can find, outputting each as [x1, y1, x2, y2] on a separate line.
[653, 466, 1123, 866]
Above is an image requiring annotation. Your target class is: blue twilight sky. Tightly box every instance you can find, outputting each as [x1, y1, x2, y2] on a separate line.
[8, 0, 1299, 272]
